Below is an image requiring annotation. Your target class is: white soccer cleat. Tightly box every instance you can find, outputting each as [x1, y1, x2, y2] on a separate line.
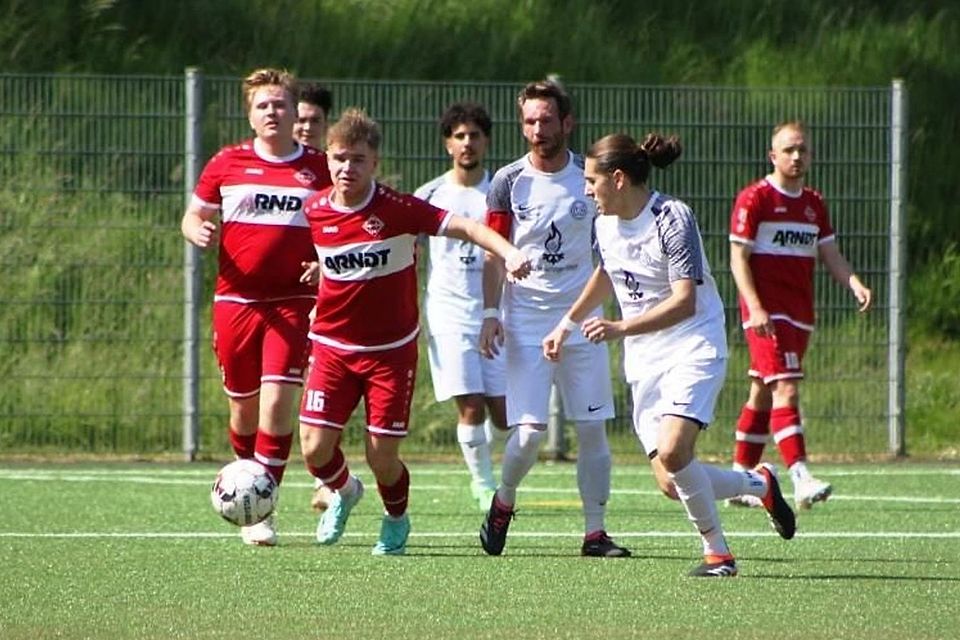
[240, 512, 277, 546]
[794, 476, 833, 510]
[725, 494, 764, 509]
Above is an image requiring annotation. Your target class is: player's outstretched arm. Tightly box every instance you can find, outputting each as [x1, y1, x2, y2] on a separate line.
[819, 242, 873, 312]
[181, 202, 219, 249]
[444, 215, 531, 281]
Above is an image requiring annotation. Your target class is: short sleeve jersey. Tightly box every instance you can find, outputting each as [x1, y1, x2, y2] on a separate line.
[304, 182, 452, 351]
[729, 177, 835, 330]
[487, 151, 598, 345]
[414, 171, 490, 336]
[192, 140, 332, 303]
[596, 192, 727, 381]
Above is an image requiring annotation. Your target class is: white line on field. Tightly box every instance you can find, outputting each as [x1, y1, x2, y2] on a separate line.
[2, 472, 958, 503]
[1, 530, 958, 540]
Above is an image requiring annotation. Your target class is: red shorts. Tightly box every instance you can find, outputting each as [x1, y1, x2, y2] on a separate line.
[212, 298, 314, 397]
[299, 339, 418, 437]
[744, 320, 811, 383]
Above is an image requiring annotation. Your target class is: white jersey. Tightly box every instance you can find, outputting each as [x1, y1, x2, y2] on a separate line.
[594, 191, 727, 381]
[487, 151, 599, 346]
[415, 171, 490, 336]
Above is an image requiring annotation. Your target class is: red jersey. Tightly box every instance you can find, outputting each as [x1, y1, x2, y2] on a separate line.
[305, 183, 452, 351]
[192, 140, 331, 302]
[729, 178, 835, 330]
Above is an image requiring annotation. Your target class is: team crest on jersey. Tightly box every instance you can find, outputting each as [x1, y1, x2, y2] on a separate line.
[623, 271, 643, 300]
[570, 200, 589, 220]
[737, 208, 749, 222]
[804, 206, 817, 221]
[362, 214, 385, 236]
[294, 168, 317, 186]
[541, 222, 565, 265]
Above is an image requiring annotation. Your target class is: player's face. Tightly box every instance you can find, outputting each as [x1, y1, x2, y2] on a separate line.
[769, 126, 810, 183]
[521, 98, 571, 161]
[294, 102, 328, 148]
[445, 122, 489, 171]
[326, 141, 379, 206]
[247, 85, 295, 142]
[583, 158, 619, 216]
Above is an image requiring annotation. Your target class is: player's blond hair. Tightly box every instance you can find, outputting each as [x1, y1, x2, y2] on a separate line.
[242, 68, 297, 109]
[326, 108, 382, 151]
[771, 120, 806, 146]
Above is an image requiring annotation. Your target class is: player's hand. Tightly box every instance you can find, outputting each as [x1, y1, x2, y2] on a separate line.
[747, 306, 774, 338]
[581, 317, 623, 343]
[504, 248, 532, 282]
[188, 220, 218, 249]
[479, 317, 504, 359]
[542, 327, 569, 362]
[300, 261, 320, 286]
[850, 277, 873, 312]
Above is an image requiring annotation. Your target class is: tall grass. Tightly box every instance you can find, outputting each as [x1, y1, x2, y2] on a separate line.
[3, 0, 957, 300]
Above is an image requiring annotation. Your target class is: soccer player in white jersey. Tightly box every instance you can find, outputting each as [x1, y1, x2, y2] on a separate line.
[298, 109, 531, 556]
[543, 132, 797, 577]
[414, 102, 508, 511]
[726, 121, 872, 510]
[181, 68, 331, 546]
[478, 79, 629, 558]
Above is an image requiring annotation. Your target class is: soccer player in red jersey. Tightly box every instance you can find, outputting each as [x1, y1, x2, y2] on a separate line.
[294, 82, 333, 151]
[299, 108, 530, 555]
[181, 68, 331, 546]
[726, 121, 872, 510]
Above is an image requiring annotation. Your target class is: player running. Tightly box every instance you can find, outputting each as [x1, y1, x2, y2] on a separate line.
[181, 68, 331, 546]
[298, 108, 531, 556]
[543, 132, 796, 577]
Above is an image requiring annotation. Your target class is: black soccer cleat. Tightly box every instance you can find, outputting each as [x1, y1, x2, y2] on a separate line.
[479, 494, 515, 556]
[581, 532, 632, 558]
[758, 463, 797, 540]
[688, 556, 738, 577]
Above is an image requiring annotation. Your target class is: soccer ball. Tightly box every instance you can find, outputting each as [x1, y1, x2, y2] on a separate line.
[210, 459, 277, 527]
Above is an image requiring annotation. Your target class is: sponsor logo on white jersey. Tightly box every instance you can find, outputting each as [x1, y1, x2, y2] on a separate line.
[542, 222, 565, 265]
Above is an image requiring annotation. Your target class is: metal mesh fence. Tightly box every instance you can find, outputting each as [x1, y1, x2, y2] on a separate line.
[0, 73, 900, 456]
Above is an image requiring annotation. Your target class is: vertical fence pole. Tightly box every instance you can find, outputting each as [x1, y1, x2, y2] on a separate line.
[183, 67, 203, 461]
[545, 383, 568, 460]
[888, 78, 907, 457]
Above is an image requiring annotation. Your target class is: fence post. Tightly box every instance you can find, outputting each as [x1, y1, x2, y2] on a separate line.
[183, 67, 203, 461]
[888, 78, 907, 457]
[545, 383, 568, 460]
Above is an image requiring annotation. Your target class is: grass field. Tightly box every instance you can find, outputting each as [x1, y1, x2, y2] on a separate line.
[1, 460, 958, 639]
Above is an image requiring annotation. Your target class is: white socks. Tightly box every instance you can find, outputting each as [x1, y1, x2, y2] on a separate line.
[457, 423, 495, 490]
[703, 465, 767, 500]
[497, 424, 546, 505]
[574, 420, 611, 535]
[669, 460, 730, 557]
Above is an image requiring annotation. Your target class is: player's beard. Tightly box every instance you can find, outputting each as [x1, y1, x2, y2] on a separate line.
[530, 134, 565, 162]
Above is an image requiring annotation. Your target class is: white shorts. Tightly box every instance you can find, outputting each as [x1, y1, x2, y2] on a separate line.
[505, 341, 614, 426]
[427, 333, 506, 402]
[630, 357, 727, 456]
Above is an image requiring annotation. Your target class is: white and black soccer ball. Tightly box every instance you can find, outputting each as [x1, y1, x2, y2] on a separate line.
[210, 459, 277, 527]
